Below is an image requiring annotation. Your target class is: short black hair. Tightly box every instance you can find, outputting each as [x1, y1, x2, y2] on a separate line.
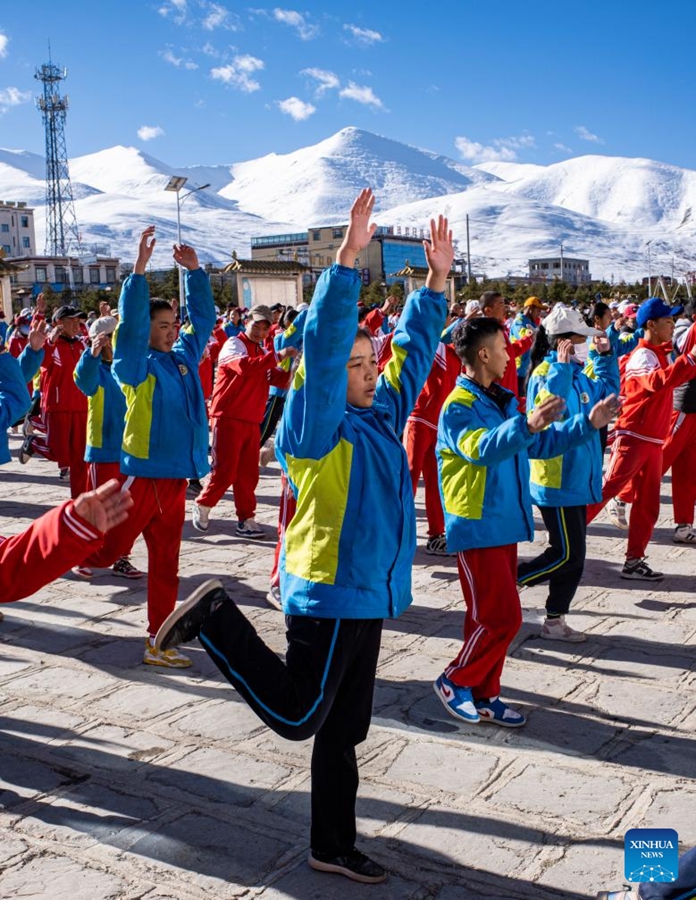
[479, 290, 502, 310]
[453, 317, 504, 367]
[149, 299, 174, 319]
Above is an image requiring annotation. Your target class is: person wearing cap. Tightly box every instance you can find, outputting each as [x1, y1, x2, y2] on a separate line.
[19, 304, 89, 498]
[516, 306, 620, 640]
[72, 316, 143, 581]
[587, 297, 696, 580]
[78, 226, 216, 668]
[192, 304, 298, 536]
[434, 317, 619, 727]
[510, 296, 546, 397]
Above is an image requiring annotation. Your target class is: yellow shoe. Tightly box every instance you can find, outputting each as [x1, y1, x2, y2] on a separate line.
[143, 638, 192, 668]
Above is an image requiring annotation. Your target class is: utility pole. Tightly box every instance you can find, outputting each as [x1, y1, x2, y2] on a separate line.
[646, 240, 652, 296]
[466, 215, 472, 283]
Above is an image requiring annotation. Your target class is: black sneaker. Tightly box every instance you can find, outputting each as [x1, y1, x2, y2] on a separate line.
[309, 848, 387, 884]
[18, 435, 34, 465]
[425, 533, 448, 556]
[187, 478, 204, 495]
[620, 558, 664, 581]
[154, 579, 227, 651]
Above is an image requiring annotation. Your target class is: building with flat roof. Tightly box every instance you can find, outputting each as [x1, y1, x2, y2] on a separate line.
[0, 201, 37, 258]
[7, 254, 121, 300]
[529, 256, 591, 285]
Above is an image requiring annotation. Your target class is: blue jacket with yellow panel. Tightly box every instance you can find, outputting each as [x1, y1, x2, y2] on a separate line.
[276, 263, 447, 619]
[113, 269, 215, 479]
[509, 312, 538, 376]
[269, 307, 308, 399]
[526, 350, 619, 507]
[74, 350, 127, 464]
[437, 375, 596, 552]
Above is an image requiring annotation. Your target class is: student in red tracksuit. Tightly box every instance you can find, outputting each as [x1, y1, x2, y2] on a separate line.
[20, 305, 89, 498]
[587, 298, 696, 580]
[479, 291, 534, 400]
[192, 306, 297, 537]
[403, 340, 461, 555]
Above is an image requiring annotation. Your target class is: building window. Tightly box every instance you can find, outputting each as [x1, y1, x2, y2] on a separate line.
[332, 228, 343, 239]
[553, 262, 560, 269]
[90, 268, 101, 284]
[35, 266, 47, 281]
[1, 244, 10, 254]
[21, 216, 29, 228]
[22, 237, 31, 249]
[72, 267, 84, 284]
[55, 266, 67, 284]
[312, 231, 321, 241]
[105, 267, 116, 284]
[0, 224, 9, 233]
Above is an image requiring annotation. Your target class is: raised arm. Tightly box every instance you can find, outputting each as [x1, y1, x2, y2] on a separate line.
[172, 243, 216, 365]
[113, 227, 155, 388]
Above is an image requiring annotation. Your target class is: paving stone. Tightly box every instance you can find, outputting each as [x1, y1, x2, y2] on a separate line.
[0, 856, 128, 900]
[536, 841, 625, 895]
[7, 665, 114, 703]
[0, 833, 26, 864]
[258, 860, 426, 900]
[0, 704, 85, 746]
[371, 739, 499, 796]
[638, 788, 696, 846]
[592, 679, 689, 728]
[51, 724, 175, 771]
[0, 754, 77, 809]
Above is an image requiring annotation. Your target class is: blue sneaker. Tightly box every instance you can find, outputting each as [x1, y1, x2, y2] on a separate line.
[474, 697, 526, 728]
[433, 674, 479, 723]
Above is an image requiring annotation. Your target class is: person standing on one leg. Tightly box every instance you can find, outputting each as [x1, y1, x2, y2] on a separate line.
[155, 189, 452, 884]
[434, 317, 618, 727]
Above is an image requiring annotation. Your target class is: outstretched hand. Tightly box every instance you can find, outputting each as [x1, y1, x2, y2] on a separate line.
[424, 215, 454, 293]
[28, 318, 48, 352]
[336, 188, 377, 268]
[135, 226, 156, 275]
[73, 478, 133, 534]
[589, 394, 621, 430]
[173, 243, 199, 271]
[527, 395, 566, 433]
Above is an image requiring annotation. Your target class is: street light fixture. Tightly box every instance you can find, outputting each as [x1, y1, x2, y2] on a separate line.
[164, 177, 210, 316]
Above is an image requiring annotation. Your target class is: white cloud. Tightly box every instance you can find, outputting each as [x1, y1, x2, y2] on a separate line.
[161, 47, 198, 69]
[137, 125, 165, 141]
[277, 96, 316, 121]
[554, 142, 573, 154]
[343, 23, 384, 45]
[0, 32, 9, 58]
[339, 81, 383, 109]
[273, 8, 319, 40]
[0, 87, 32, 113]
[158, 0, 188, 24]
[574, 125, 603, 143]
[496, 133, 536, 150]
[455, 136, 516, 163]
[211, 54, 265, 92]
[202, 2, 238, 30]
[300, 67, 339, 96]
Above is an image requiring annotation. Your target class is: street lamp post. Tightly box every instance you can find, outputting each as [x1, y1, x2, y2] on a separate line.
[164, 176, 210, 318]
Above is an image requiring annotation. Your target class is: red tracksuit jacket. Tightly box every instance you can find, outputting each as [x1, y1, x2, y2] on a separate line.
[408, 342, 461, 429]
[209, 332, 289, 423]
[41, 336, 88, 413]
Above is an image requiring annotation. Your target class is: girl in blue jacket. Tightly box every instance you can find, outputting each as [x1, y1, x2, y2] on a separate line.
[517, 305, 619, 641]
[155, 189, 452, 885]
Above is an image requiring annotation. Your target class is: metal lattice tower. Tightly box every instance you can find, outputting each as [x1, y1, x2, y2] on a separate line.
[35, 58, 82, 256]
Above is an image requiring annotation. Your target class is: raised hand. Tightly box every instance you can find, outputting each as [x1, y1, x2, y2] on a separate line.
[173, 243, 200, 271]
[278, 346, 299, 362]
[557, 339, 573, 363]
[336, 188, 377, 267]
[73, 478, 133, 534]
[424, 215, 454, 293]
[527, 395, 566, 433]
[593, 334, 611, 355]
[35, 293, 47, 315]
[99, 300, 111, 317]
[28, 318, 48, 352]
[91, 331, 111, 357]
[589, 394, 621, 430]
[135, 226, 156, 275]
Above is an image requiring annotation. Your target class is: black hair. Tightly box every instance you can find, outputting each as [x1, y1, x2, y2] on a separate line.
[355, 325, 373, 342]
[149, 299, 175, 320]
[525, 325, 578, 390]
[357, 307, 370, 324]
[479, 290, 502, 310]
[591, 301, 610, 324]
[453, 317, 504, 367]
[280, 307, 298, 329]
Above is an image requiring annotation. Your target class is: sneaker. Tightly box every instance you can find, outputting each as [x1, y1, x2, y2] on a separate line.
[59, 467, 70, 480]
[309, 848, 386, 884]
[154, 579, 227, 651]
[596, 891, 639, 900]
[22, 416, 35, 436]
[540, 615, 586, 643]
[71, 565, 93, 579]
[112, 556, 144, 579]
[433, 673, 479, 723]
[187, 478, 204, 495]
[425, 533, 449, 556]
[265, 584, 282, 611]
[143, 637, 192, 668]
[475, 696, 527, 728]
[236, 518, 264, 538]
[259, 440, 276, 468]
[673, 523, 696, 544]
[192, 503, 211, 533]
[606, 498, 628, 530]
[18, 435, 34, 465]
[621, 558, 664, 581]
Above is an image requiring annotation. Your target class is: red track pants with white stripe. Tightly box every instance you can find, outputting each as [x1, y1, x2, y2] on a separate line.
[270, 472, 296, 590]
[662, 410, 696, 526]
[446, 545, 522, 700]
[403, 418, 445, 537]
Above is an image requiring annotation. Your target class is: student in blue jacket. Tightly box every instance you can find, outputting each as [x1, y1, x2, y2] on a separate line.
[434, 317, 618, 729]
[154, 189, 452, 885]
[517, 305, 620, 641]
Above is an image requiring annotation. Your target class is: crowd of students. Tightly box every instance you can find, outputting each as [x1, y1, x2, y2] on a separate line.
[1, 188, 695, 889]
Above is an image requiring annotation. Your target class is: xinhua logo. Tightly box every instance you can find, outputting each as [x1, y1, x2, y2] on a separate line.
[624, 828, 679, 883]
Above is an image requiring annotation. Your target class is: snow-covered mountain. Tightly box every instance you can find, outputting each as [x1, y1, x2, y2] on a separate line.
[2, 126, 696, 281]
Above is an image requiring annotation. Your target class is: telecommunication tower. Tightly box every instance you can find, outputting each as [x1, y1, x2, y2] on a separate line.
[35, 57, 82, 256]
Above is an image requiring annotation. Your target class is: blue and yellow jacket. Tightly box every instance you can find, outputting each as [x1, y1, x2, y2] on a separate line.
[276, 264, 447, 619]
[437, 376, 595, 552]
[74, 349, 127, 464]
[526, 350, 619, 507]
[269, 308, 308, 399]
[0, 353, 31, 465]
[509, 313, 538, 376]
[113, 269, 215, 479]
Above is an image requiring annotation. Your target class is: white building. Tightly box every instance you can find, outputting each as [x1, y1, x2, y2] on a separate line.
[0, 201, 36, 258]
[529, 256, 591, 286]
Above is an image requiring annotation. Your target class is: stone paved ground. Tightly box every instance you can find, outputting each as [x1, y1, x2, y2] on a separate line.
[1, 433, 694, 900]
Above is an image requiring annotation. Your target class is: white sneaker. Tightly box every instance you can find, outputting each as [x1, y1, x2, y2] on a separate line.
[673, 523, 696, 544]
[265, 584, 282, 610]
[236, 518, 264, 538]
[540, 615, 586, 643]
[192, 503, 211, 532]
[606, 498, 628, 530]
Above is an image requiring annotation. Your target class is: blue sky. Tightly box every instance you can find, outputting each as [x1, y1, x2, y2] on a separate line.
[1, 0, 694, 170]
